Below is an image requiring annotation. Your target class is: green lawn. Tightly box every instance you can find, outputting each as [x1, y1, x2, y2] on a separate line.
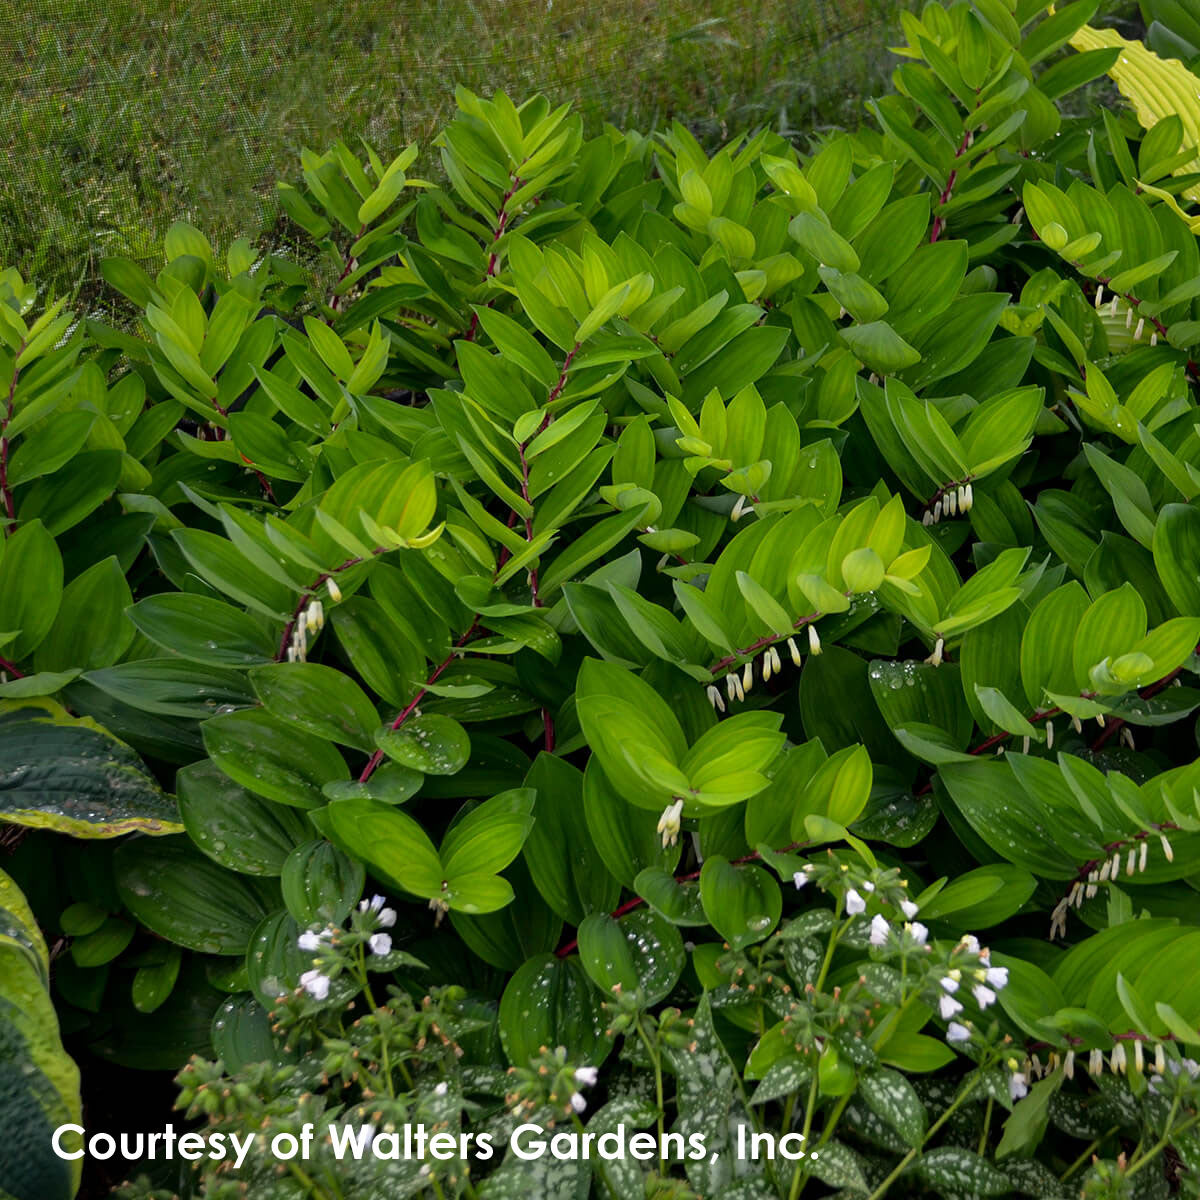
[1, 0, 903, 302]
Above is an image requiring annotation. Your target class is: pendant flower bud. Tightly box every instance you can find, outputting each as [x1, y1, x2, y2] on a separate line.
[946, 1021, 971, 1044]
[706, 684, 726, 713]
[1110, 1042, 1127, 1074]
[900, 899, 919, 919]
[1089, 1048, 1104, 1076]
[940, 975, 960, 994]
[657, 800, 684, 849]
[808, 625, 821, 655]
[787, 636, 803, 667]
[845, 888, 866, 915]
[326, 577, 342, 603]
[869, 913, 890, 946]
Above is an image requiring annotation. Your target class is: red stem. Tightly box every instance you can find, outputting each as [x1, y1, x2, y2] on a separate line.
[709, 610, 822, 676]
[326, 224, 366, 320]
[359, 620, 480, 783]
[517, 349, 577, 747]
[0, 655, 24, 679]
[930, 129, 972, 243]
[464, 174, 526, 341]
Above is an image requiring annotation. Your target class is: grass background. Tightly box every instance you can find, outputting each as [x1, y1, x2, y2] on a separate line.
[1, 0, 906, 303]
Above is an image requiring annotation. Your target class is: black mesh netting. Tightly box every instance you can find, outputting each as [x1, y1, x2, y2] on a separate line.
[1, 0, 903, 303]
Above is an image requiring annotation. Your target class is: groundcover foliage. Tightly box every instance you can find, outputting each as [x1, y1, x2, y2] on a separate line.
[4, 1, 1200, 1197]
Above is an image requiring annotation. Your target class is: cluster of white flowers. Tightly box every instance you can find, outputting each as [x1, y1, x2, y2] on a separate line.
[706, 629, 822, 713]
[921, 482, 974, 527]
[286, 598, 325, 663]
[935, 952, 1008, 1024]
[1049, 832, 1174, 939]
[296, 894, 397, 1000]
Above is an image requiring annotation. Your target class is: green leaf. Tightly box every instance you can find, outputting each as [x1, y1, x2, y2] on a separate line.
[0, 699, 181, 836]
[913, 1147, 1008, 1195]
[859, 1067, 927, 1148]
[498, 953, 610, 1068]
[790, 212, 860, 272]
[84, 659, 255, 718]
[440, 788, 535, 879]
[250, 662, 379, 752]
[281, 840, 365, 927]
[202, 709, 349, 809]
[177, 760, 309, 876]
[127, 594, 277, 667]
[114, 837, 277, 955]
[1154, 503, 1200, 616]
[375, 714, 470, 775]
[582, 759, 680, 888]
[0, 866, 82, 1200]
[324, 798, 443, 901]
[577, 907, 684, 1006]
[522, 754, 620, 924]
[33, 557, 132, 674]
[699, 857, 781, 950]
[0, 520, 62, 661]
[839, 321, 922, 373]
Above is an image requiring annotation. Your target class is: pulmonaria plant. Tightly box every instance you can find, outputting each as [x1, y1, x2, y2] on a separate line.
[7, 0, 1200, 1197]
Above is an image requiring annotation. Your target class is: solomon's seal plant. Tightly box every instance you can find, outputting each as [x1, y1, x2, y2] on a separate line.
[4, 0, 1200, 1197]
